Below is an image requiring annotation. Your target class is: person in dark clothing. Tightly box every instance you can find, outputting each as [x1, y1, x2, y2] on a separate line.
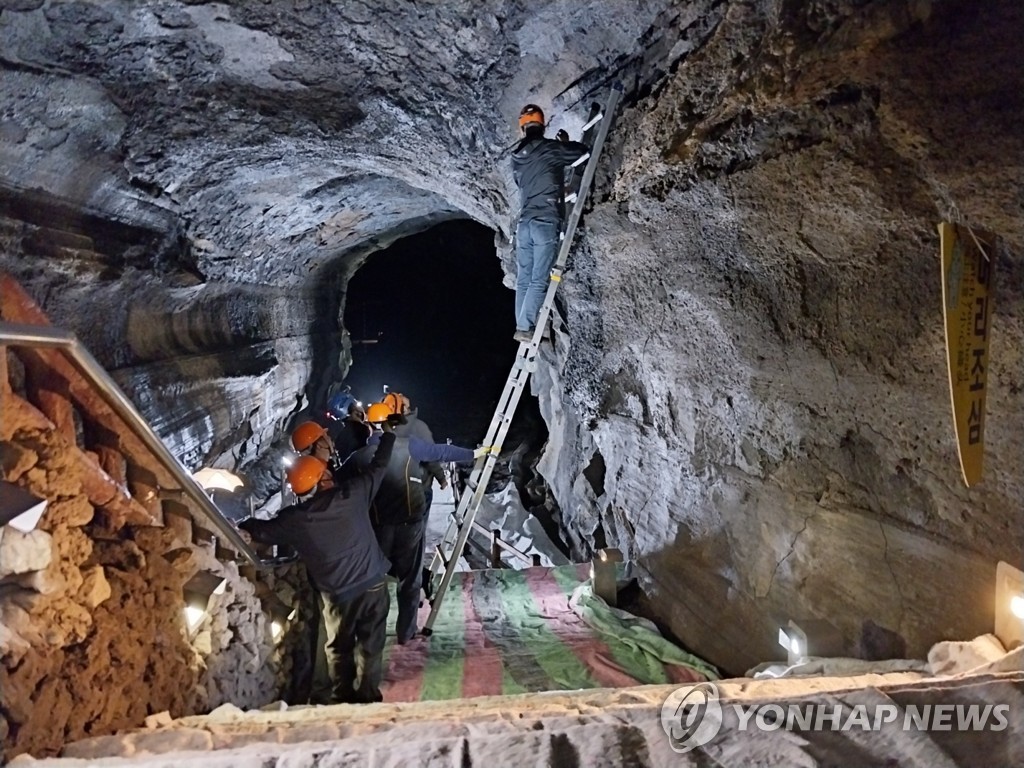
[329, 402, 372, 466]
[240, 428, 396, 703]
[353, 403, 483, 643]
[383, 391, 447, 502]
[511, 103, 589, 343]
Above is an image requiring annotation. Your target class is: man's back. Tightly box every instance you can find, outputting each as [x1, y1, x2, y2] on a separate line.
[242, 433, 396, 601]
[512, 135, 588, 222]
[330, 417, 371, 463]
[243, 483, 388, 602]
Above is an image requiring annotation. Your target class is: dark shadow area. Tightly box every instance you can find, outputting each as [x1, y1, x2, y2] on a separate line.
[343, 219, 544, 451]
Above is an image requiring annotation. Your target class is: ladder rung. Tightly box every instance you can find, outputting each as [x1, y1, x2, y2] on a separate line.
[582, 113, 603, 131]
[570, 153, 590, 168]
[565, 192, 577, 203]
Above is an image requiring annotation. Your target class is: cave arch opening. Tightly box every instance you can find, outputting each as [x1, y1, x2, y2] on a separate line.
[341, 218, 546, 459]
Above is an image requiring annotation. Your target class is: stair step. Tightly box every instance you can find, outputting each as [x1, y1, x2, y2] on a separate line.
[40, 672, 1021, 766]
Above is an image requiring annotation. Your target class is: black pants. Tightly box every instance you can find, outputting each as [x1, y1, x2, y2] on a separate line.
[374, 518, 426, 643]
[321, 582, 389, 703]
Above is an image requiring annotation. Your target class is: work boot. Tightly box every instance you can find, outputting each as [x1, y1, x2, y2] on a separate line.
[513, 329, 533, 343]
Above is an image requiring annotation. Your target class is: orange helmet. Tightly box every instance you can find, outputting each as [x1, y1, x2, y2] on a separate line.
[383, 391, 410, 415]
[366, 403, 392, 424]
[286, 455, 327, 495]
[291, 421, 327, 452]
[519, 104, 545, 132]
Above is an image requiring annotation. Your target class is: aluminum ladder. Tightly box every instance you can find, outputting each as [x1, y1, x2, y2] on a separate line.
[423, 83, 622, 634]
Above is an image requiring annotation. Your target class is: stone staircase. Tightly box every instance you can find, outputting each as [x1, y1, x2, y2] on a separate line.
[21, 671, 1023, 767]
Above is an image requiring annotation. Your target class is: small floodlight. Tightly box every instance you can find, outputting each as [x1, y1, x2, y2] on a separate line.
[185, 605, 205, 632]
[778, 621, 808, 666]
[590, 548, 623, 606]
[0, 481, 48, 533]
[1011, 595, 1024, 621]
[263, 593, 297, 644]
[192, 468, 244, 492]
[182, 572, 228, 637]
[995, 561, 1024, 650]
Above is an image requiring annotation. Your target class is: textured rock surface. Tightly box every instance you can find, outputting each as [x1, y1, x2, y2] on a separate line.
[0, 0, 1022, 757]
[535, 0, 1023, 674]
[27, 671, 1024, 767]
[0, 419, 290, 760]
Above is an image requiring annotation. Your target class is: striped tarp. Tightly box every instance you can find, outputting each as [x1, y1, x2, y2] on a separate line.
[380, 564, 717, 702]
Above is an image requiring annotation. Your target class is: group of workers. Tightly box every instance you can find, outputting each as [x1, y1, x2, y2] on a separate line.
[236, 103, 589, 704]
[239, 389, 484, 703]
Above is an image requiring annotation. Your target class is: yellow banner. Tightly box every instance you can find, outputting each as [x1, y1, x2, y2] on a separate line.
[939, 222, 996, 487]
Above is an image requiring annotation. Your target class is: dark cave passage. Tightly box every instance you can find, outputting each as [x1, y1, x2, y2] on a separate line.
[342, 219, 544, 451]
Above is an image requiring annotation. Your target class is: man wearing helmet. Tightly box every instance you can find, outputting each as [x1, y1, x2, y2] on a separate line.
[355, 402, 486, 643]
[239, 422, 396, 704]
[382, 390, 447, 498]
[325, 392, 371, 465]
[511, 103, 589, 343]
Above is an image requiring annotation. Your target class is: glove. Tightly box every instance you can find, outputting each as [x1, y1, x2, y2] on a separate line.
[555, 129, 569, 143]
[473, 446, 491, 460]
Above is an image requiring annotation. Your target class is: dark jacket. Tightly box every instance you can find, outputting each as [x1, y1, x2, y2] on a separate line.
[511, 134, 589, 222]
[393, 412, 443, 487]
[358, 431, 474, 525]
[329, 416, 372, 464]
[241, 432, 395, 602]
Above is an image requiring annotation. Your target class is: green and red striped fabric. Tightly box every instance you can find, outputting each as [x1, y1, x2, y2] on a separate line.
[379, 564, 716, 702]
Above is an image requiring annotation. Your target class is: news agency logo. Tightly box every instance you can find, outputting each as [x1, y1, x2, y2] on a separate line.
[661, 683, 1010, 752]
[660, 682, 724, 753]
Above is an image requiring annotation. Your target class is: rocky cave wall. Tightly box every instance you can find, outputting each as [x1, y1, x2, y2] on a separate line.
[0, 374, 310, 760]
[0, 0, 1021, 753]
[536, 0, 1024, 674]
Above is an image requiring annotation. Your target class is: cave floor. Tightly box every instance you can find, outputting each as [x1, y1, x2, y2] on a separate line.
[378, 563, 717, 703]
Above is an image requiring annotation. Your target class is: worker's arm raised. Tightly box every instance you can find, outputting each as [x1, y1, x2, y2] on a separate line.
[408, 436, 475, 464]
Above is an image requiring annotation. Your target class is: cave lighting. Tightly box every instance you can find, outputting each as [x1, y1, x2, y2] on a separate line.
[182, 572, 228, 636]
[1012, 595, 1024, 621]
[0, 481, 49, 533]
[994, 561, 1024, 650]
[263, 594, 298, 644]
[185, 605, 206, 632]
[778, 621, 808, 666]
[192, 467, 245, 492]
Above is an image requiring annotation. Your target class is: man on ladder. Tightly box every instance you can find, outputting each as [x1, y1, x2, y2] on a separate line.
[423, 85, 622, 636]
[511, 104, 591, 343]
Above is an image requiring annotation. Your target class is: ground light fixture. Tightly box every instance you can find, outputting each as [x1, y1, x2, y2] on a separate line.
[778, 621, 808, 666]
[0, 481, 48, 533]
[183, 571, 228, 636]
[263, 593, 298, 644]
[192, 467, 245, 493]
[994, 560, 1024, 650]
[591, 548, 623, 607]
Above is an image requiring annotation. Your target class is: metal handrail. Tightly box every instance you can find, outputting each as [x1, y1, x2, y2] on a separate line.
[0, 321, 275, 567]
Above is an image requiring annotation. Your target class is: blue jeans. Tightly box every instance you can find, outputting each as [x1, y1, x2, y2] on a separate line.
[515, 218, 560, 332]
